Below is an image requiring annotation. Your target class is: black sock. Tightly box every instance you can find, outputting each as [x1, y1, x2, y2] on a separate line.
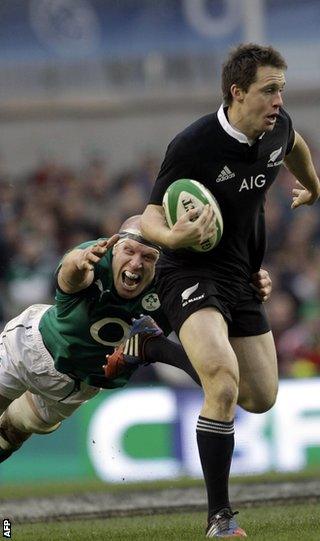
[144, 336, 201, 386]
[196, 416, 234, 519]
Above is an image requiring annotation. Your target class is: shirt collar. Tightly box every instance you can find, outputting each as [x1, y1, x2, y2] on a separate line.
[217, 104, 264, 146]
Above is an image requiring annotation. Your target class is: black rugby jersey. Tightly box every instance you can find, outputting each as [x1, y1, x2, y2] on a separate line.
[149, 105, 295, 281]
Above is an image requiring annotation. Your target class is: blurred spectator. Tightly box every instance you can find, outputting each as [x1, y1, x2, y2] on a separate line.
[277, 310, 320, 378]
[6, 233, 54, 316]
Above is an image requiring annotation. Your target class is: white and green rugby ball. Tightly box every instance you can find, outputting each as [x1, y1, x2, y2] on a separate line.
[162, 178, 223, 252]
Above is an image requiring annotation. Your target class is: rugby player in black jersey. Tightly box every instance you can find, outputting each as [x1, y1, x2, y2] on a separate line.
[141, 43, 320, 538]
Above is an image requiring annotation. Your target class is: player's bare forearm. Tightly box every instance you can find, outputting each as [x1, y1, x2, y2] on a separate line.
[58, 235, 119, 293]
[284, 131, 320, 207]
[141, 204, 173, 247]
[58, 249, 95, 293]
[142, 203, 215, 250]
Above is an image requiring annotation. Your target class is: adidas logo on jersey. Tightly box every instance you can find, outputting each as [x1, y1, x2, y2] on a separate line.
[216, 165, 235, 182]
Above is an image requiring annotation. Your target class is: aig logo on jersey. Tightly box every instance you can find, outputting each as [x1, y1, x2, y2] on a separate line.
[267, 147, 283, 167]
[239, 174, 266, 192]
[142, 293, 161, 311]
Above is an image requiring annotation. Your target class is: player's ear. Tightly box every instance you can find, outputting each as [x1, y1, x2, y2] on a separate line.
[230, 84, 245, 103]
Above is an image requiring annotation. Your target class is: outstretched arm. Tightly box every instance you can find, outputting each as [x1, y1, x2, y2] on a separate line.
[284, 131, 320, 208]
[58, 235, 119, 293]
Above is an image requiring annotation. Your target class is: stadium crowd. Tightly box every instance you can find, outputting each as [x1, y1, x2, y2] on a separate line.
[0, 144, 320, 379]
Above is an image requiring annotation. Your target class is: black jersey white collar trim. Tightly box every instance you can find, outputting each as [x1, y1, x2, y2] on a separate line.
[217, 104, 265, 146]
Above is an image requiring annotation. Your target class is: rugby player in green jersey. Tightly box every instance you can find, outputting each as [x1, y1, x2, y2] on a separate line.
[0, 215, 270, 464]
[0, 216, 202, 463]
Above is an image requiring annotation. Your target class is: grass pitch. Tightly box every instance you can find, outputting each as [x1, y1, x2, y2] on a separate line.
[1, 467, 319, 499]
[12, 503, 320, 540]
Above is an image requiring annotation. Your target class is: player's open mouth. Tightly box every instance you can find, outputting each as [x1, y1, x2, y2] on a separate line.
[266, 114, 277, 125]
[121, 270, 142, 290]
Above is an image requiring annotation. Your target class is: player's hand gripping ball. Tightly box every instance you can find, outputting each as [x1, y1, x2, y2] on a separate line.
[162, 178, 223, 252]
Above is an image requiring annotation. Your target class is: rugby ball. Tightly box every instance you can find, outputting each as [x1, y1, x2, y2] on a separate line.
[162, 178, 223, 252]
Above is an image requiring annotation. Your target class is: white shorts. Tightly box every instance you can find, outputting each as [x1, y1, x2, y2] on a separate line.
[0, 304, 100, 424]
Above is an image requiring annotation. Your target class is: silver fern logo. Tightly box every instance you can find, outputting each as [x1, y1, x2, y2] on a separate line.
[181, 283, 199, 301]
[181, 283, 205, 307]
[268, 147, 283, 167]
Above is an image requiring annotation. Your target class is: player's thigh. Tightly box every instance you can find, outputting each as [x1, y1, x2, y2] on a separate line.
[179, 307, 238, 381]
[31, 383, 100, 425]
[230, 331, 278, 412]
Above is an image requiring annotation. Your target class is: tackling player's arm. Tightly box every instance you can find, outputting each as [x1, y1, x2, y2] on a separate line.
[141, 204, 215, 250]
[284, 130, 320, 208]
[58, 235, 119, 293]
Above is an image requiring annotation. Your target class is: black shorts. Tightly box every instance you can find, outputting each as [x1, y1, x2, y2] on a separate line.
[155, 269, 270, 337]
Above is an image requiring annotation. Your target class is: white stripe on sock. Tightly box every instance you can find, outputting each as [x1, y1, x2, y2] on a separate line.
[196, 418, 234, 435]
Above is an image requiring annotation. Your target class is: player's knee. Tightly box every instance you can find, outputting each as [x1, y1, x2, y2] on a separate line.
[240, 390, 277, 413]
[202, 366, 239, 410]
[5, 393, 61, 435]
[0, 409, 31, 450]
[255, 392, 277, 413]
[216, 378, 238, 410]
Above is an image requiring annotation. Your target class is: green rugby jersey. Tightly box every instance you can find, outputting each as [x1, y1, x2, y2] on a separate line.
[39, 239, 171, 388]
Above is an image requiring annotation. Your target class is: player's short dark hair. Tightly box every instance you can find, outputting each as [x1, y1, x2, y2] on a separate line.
[222, 43, 287, 106]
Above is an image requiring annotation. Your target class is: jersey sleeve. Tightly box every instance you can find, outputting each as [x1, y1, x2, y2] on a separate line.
[281, 108, 295, 155]
[148, 136, 195, 205]
[55, 238, 110, 292]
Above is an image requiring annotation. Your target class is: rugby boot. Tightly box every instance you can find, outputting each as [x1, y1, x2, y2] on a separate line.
[103, 344, 141, 380]
[127, 314, 163, 360]
[103, 315, 164, 379]
[206, 508, 247, 538]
